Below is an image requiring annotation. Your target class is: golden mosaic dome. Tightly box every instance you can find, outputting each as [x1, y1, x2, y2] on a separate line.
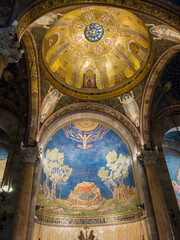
[42, 6, 153, 100]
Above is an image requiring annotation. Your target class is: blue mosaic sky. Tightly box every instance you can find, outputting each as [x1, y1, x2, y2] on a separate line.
[41, 123, 135, 200]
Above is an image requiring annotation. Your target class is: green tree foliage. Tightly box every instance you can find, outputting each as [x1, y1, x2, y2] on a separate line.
[43, 148, 72, 200]
[98, 150, 130, 199]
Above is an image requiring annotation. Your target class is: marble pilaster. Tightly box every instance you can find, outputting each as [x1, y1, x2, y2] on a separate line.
[11, 145, 41, 240]
[138, 150, 174, 240]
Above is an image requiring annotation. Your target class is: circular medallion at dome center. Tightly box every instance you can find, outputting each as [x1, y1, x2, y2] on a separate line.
[85, 24, 104, 42]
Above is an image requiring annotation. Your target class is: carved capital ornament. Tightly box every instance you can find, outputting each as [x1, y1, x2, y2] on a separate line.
[137, 150, 158, 166]
[0, 21, 24, 63]
[20, 144, 42, 163]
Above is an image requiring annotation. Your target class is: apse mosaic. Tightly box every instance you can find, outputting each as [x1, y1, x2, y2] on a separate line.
[0, 147, 8, 187]
[37, 6, 152, 100]
[37, 120, 139, 226]
[163, 128, 180, 209]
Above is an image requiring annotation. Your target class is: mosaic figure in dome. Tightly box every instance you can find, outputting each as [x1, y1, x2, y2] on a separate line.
[93, 44, 103, 55]
[83, 67, 96, 88]
[30, 12, 63, 29]
[73, 21, 84, 31]
[40, 86, 63, 123]
[147, 24, 180, 43]
[104, 38, 114, 48]
[118, 90, 140, 127]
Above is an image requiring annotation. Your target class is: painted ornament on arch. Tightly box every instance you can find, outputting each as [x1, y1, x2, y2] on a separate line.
[118, 90, 140, 127]
[146, 24, 180, 43]
[40, 86, 63, 123]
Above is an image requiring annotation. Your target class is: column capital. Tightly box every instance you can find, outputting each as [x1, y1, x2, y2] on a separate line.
[20, 144, 42, 164]
[137, 149, 158, 166]
[0, 22, 24, 63]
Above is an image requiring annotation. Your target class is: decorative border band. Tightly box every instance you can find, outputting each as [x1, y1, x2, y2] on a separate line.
[35, 209, 143, 227]
[22, 31, 40, 145]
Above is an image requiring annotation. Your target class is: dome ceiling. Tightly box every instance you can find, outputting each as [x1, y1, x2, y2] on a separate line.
[41, 6, 153, 100]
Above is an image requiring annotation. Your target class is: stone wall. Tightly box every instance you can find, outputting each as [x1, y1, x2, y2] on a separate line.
[33, 218, 152, 240]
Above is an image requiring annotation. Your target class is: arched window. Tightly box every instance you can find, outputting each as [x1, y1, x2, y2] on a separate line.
[0, 147, 8, 187]
[0, 128, 10, 191]
[162, 127, 180, 209]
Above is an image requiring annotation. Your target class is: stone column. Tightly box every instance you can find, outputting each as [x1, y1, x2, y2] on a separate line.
[11, 145, 41, 240]
[0, 22, 24, 80]
[138, 150, 174, 240]
[26, 157, 42, 240]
